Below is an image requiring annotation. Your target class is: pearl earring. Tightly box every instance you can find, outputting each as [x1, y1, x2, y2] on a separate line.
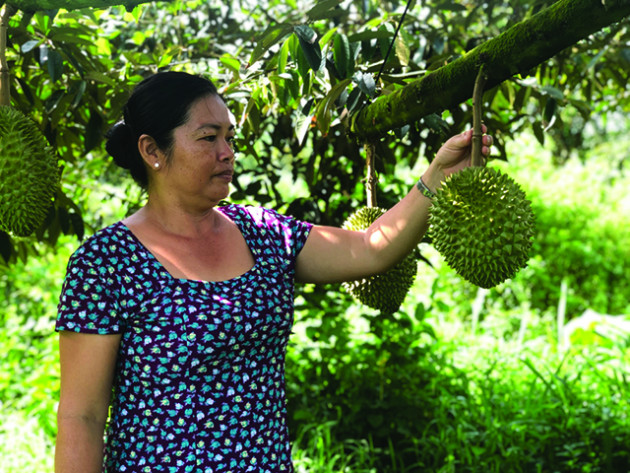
[154, 162, 160, 168]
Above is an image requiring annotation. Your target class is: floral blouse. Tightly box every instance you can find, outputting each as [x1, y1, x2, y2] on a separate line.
[56, 204, 313, 473]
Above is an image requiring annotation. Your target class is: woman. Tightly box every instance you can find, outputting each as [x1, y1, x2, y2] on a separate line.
[55, 71, 492, 473]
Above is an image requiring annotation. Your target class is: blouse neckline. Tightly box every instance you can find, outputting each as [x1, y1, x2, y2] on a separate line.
[116, 205, 259, 285]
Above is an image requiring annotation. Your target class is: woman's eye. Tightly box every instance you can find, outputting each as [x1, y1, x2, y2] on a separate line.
[202, 135, 217, 142]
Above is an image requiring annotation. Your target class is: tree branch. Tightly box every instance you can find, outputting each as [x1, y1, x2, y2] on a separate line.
[0, 4, 16, 106]
[351, 0, 630, 140]
[471, 67, 487, 167]
[365, 143, 378, 207]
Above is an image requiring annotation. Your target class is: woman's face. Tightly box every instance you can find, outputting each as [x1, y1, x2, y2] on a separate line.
[158, 94, 236, 209]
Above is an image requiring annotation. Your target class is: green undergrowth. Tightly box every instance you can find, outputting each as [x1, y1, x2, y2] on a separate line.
[1, 135, 629, 472]
[286, 305, 630, 472]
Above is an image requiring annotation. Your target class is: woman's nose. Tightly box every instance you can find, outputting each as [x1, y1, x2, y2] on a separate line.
[219, 138, 235, 161]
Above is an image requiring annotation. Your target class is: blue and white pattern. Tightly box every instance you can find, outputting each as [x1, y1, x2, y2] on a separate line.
[56, 204, 312, 473]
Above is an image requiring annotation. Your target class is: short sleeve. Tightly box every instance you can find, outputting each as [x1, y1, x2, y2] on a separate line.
[56, 244, 122, 335]
[223, 204, 313, 271]
[264, 207, 313, 259]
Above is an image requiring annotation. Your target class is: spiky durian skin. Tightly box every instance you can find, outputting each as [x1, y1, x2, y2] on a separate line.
[0, 106, 59, 236]
[342, 206, 418, 314]
[429, 166, 535, 288]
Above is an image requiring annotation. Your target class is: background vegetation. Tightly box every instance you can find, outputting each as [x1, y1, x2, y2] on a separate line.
[0, 0, 629, 471]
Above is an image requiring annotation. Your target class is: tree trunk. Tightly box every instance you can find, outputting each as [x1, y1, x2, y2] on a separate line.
[351, 0, 630, 140]
[5, 0, 167, 12]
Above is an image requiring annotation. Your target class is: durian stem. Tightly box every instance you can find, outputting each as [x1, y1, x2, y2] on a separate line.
[0, 4, 15, 107]
[471, 66, 487, 168]
[365, 142, 378, 208]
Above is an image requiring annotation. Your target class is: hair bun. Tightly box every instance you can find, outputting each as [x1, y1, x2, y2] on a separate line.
[105, 121, 137, 170]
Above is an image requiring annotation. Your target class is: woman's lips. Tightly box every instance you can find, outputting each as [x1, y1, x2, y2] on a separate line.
[215, 170, 233, 181]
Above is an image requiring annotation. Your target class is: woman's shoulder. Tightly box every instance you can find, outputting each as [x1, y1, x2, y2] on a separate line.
[219, 203, 312, 256]
[69, 221, 132, 263]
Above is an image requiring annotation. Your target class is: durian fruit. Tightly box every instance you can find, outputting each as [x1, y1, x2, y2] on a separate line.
[428, 166, 535, 288]
[0, 106, 59, 236]
[342, 206, 419, 314]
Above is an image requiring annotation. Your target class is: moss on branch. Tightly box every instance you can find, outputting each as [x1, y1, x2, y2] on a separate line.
[351, 0, 630, 140]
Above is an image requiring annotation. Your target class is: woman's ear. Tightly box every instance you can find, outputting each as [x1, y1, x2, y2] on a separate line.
[137, 134, 163, 169]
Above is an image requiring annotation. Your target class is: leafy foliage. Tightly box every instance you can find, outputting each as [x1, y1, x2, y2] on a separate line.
[1, 0, 629, 267]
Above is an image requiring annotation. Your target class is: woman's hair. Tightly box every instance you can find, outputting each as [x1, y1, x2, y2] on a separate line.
[105, 71, 219, 188]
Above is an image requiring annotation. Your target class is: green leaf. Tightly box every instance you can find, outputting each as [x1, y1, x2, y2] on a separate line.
[347, 29, 393, 43]
[377, 23, 395, 58]
[68, 212, 85, 240]
[543, 98, 557, 131]
[294, 24, 318, 45]
[46, 212, 61, 246]
[57, 206, 70, 234]
[244, 97, 261, 134]
[158, 47, 179, 69]
[220, 54, 241, 74]
[21, 40, 40, 54]
[293, 36, 312, 84]
[440, 1, 467, 12]
[423, 113, 450, 134]
[295, 112, 314, 145]
[294, 25, 324, 72]
[513, 83, 530, 112]
[277, 38, 290, 74]
[84, 109, 103, 153]
[47, 49, 64, 82]
[394, 36, 410, 67]
[333, 33, 352, 79]
[532, 121, 545, 146]
[354, 71, 376, 97]
[540, 85, 564, 100]
[306, 0, 343, 21]
[286, 69, 301, 100]
[249, 23, 294, 66]
[586, 49, 606, 70]
[315, 78, 352, 135]
[85, 71, 118, 87]
[319, 26, 338, 48]
[345, 87, 363, 113]
[45, 89, 64, 112]
[130, 4, 143, 21]
[70, 80, 87, 109]
[500, 81, 515, 107]
[50, 26, 96, 48]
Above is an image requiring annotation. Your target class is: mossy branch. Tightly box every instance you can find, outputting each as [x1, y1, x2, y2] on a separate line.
[0, 4, 16, 107]
[471, 67, 487, 168]
[351, 0, 630, 140]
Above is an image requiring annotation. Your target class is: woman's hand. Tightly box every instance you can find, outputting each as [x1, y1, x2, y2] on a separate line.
[423, 127, 493, 191]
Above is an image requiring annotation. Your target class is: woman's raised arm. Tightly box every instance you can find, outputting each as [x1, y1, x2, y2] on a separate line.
[295, 129, 492, 284]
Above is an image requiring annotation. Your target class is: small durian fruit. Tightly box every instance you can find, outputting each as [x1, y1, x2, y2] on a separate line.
[0, 106, 59, 236]
[342, 206, 419, 314]
[429, 166, 535, 288]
